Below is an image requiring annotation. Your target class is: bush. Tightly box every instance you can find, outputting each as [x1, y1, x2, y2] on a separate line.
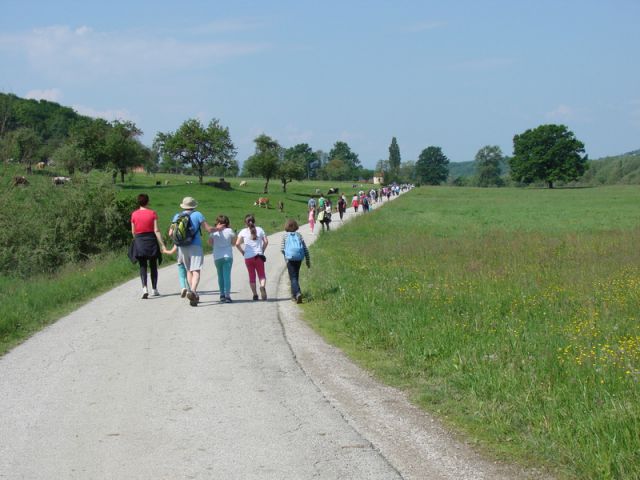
[0, 176, 136, 277]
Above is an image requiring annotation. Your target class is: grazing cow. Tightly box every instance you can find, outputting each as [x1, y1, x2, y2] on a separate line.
[315, 188, 321, 194]
[35, 161, 46, 170]
[164, 180, 169, 185]
[13, 176, 29, 186]
[327, 187, 339, 194]
[52, 176, 71, 185]
[239, 181, 247, 187]
[254, 197, 269, 208]
[278, 200, 284, 212]
[155, 181, 161, 186]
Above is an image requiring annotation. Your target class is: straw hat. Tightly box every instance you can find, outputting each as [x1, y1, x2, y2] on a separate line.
[180, 196, 198, 209]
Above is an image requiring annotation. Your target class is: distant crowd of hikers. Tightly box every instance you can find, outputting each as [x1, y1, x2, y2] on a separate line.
[129, 184, 411, 307]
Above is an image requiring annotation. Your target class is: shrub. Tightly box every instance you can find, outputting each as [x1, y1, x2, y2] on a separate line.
[0, 176, 135, 277]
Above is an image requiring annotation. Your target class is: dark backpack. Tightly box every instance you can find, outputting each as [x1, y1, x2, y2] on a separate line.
[284, 232, 305, 261]
[170, 212, 197, 246]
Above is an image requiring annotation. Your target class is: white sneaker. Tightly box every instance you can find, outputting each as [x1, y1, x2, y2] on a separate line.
[152, 289, 160, 297]
[142, 287, 148, 299]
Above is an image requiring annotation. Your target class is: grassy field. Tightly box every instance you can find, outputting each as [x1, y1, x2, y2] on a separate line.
[301, 186, 640, 479]
[0, 169, 361, 354]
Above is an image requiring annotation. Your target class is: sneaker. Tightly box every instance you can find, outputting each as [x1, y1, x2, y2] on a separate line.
[224, 296, 232, 303]
[252, 294, 259, 301]
[180, 288, 188, 298]
[187, 291, 198, 307]
[220, 295, 225, 302]
[296, 293, 303, 304]
[152, 289, 160, 297]
[260, 286, 267, 301]
[142, 287, 148, 299]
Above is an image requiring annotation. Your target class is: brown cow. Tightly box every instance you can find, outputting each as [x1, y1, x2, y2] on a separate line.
[13, 176, 29, 186]
[254, 197, 269, 208]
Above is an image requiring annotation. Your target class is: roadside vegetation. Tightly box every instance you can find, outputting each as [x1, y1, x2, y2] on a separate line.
[302, 186, 640, 479]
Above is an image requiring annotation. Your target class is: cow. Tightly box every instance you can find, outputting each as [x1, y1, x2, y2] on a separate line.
[52, 176, 71, 185]
[327, 187, 339, 195]
[13, 176, 29, 186]
[254, 197, 269, 208]
[155, 181, 161, 186]
[239, 181, 247, 187]
[35, 161, 46, 170]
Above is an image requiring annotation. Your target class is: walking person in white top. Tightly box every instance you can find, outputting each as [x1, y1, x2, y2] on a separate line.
[208, 214, 236, 303]
[235, 214, 269, 301]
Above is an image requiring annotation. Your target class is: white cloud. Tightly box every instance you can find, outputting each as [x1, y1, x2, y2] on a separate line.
[73, 104, 134, 122]
[0, 24, 269, 80]
[24, 88, 62, 102]
[546, 104, 575, 121]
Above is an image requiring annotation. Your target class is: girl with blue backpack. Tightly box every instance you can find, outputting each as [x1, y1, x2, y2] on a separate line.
[281, 219, 310, 303]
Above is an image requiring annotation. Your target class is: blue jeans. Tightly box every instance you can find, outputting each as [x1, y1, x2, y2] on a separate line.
[286, 260, 302, 297]
[215, 257, 233, 296]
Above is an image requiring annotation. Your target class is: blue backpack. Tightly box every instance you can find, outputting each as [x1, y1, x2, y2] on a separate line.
[284, 232, 305, 261]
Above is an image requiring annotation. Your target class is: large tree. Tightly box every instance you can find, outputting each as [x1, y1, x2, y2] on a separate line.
[280, 143, 312, 192]
[416, 146, 449, 185]
[510, 124, 587, 188]
[104, 120, 146, 183]
[328, 141, 361, 180]
[2, 127, 42, 173]
[155, 118, 236, 184]
[475, 145, 504, 187]
[388, 136, 401, 182]
[242, 134, 281, 193]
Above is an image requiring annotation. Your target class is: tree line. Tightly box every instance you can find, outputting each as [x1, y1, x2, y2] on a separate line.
[1, 92, 593, 189]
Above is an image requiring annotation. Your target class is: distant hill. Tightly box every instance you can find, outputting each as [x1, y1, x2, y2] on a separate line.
[579, 150, 640, 185]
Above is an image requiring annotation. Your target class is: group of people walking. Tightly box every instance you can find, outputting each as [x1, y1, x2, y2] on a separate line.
[129, 194, 310, 307]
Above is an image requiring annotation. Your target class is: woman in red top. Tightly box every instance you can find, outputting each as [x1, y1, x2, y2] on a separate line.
[129, 193, 166, 298]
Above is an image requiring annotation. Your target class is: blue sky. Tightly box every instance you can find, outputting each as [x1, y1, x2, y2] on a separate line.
[1, 0, 638, 168]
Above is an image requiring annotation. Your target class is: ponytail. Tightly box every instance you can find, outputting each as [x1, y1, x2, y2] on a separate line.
[245, 214, 257, 240]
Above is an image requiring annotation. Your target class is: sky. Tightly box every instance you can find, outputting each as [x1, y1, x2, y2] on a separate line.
[1, 0, 639, 168]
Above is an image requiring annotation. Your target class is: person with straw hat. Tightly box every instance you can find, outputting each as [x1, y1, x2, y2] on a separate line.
[168, 196, 214, 306]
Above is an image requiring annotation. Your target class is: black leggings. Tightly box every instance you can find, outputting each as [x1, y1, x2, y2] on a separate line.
[139, 257, 158, 289]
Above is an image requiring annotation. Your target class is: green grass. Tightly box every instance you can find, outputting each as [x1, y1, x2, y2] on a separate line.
[301, 186, 640, 480]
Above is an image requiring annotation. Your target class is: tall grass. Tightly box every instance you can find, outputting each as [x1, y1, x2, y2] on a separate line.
[302, 186, 640, 479]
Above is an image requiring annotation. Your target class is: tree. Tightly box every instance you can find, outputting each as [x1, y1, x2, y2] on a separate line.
[416, 146, 449, 185]
[328, 141, 361, 180]
[51, 141, 87, 175]
[280, 144, 311, 192]
[242, 134, 281, 193]
[388, 137, 401, 182]
[155, 118, 236, 184]
[3, 127, 42, 173]
[510, 124, 588, 188]
[475, 145, 504, 187]
[103, 120, 146, 183]
[398, 160, 416, 183]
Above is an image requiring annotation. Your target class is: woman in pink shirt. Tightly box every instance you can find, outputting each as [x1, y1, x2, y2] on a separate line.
[129, 193, 166, 299]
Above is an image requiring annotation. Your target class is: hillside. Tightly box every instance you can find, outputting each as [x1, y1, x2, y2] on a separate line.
[580, 150, 640, 185]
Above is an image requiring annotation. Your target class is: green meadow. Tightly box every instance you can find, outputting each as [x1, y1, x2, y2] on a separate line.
[302, 186, 640, 479]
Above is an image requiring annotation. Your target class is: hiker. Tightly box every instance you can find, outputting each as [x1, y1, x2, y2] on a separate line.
[308, 206, 316, 234]
[162, 243, 189, 299]
[168, 196, 214, 306]
[352, 194, 359, 212]
[318, 204, 332, 232]
[208, 214, 236, 303]
[235, 214, 269, 301]
[129, 193, 166, 298]
[337, 194, 346, 221]
[281, 219, 310, 304]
